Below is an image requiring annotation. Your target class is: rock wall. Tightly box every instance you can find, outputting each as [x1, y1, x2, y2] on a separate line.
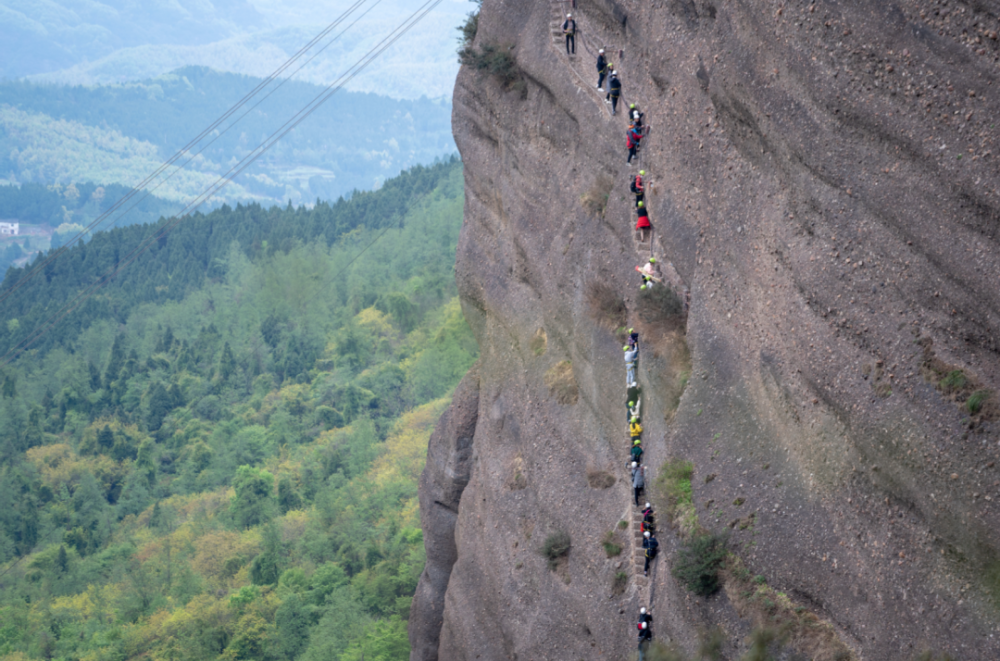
[411, 0, 1000, 658]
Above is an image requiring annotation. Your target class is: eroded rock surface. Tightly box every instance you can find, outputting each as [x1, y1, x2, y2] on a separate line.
[413, 0, 1000, 658]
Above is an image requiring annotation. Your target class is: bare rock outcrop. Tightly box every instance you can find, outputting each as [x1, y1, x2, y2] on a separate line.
[413, 0, 1000, 658]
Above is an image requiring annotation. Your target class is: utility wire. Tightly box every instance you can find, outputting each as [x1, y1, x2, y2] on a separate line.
[0, 0, 446, 369]
[0, 0, 376, 307]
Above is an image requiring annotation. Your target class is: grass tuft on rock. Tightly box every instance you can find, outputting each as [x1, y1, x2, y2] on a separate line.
[601, 531, 622, 557]
[581, 173, 613, 217]
[544, 360, 578, 404]
[655, 458, 697, 533]
[586, 468, 615, 489]
[585, 280, 627, 332]
[540, 530, 571, 570]
[611, 571, 628, 596]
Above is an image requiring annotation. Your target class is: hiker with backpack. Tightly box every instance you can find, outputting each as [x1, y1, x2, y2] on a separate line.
[638, 257, 662, 290]
[641, 504, 655, 534]
[629, 103, 645, 126]
[624, 345, 638, 388]
[606, 71, 621, 115]
[639, 607, 653, 627]
[643, 531, 659, 575]
[562, 14, 576, 54]
[629, 416, 642, 440]
[596, 49, 608, 90]
[631, 462, 645, 506]
[627, 123, 643, 164]
[631, 170, 645, 208]
[627, 398, 640, 420]
[636, 201, 651, 243]
[637, 620, 652, 660]
[631, 439, 643, 465]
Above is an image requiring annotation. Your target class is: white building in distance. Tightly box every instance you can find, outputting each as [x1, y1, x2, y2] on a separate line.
[0, 221, 18, 236]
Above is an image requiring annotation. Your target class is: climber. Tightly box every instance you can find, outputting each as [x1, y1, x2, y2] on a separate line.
[631, 439, 643, 464]
[562, 14, 576, 55]
[643, 530, 659, 575]
[629, 328, 640, 352]
[627, 123, 643, 165]
[642, 502, 654, 521]
[637, 620, 652, 660]
[629, 103, 645, 126]
[596, 49, 608, 90]
[630, 170, 645, 208]
[624, 345, 638, 388]
[641, 504, 655, 534]
[629, 416, 643, 440]
[639, 606, 653, 627]
[631, 461, 645, 506]
[606, 71, 621, 115]
[636, 201, 651, 243]
[638, 257, 662, 289]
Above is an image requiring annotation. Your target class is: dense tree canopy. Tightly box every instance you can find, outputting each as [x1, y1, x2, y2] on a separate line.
[0, 158, 473, 661]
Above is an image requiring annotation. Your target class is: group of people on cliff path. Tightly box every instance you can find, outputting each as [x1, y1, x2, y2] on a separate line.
[627, 338, 660, 656]
[562, 12, 660, 655]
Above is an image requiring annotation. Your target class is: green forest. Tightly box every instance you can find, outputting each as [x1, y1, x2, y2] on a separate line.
[0, 68, 455, 203]
[0, 157, 475, 661]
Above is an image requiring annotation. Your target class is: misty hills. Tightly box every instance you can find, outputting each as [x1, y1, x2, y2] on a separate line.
[0, 67, 455, 205]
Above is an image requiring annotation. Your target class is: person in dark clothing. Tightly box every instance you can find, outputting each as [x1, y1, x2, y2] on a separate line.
[637, 620, 652, 660]
[606, 71, 621, 114]
[643, 531, 659, 575]
[639, 607, 653, 626]
[631, 439, 643, 465]
[629, 103, 645, 126]
[562, 14, 576, 54]
[596, 49, 607, 90]
[627, 124, 643, 164]
[631, 170, 645, 208]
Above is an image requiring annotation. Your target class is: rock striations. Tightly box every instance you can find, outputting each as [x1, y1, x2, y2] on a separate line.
[411, 0, 1000, 658]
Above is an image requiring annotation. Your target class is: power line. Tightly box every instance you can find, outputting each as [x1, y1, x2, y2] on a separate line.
[0, 0, 446, 369]
[0, 0, 377, 308]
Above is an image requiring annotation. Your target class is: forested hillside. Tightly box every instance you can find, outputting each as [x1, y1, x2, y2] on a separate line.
[0, 158, 475, 661]
[0, 68, 455, 202]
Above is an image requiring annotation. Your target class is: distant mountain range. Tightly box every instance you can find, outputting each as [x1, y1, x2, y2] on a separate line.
[0, 67, 456, 205]
[1, 0, 470, 100]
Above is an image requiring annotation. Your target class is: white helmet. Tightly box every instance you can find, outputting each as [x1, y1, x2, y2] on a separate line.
[611, 70, 618, 76]
[640, 607, 646, 614]
[567, 13, 572, 17]
[631, 461, 638, 468]
[644, 531, 650, 538]
[645, 503, 651, 509]
[599, 48, 605, 54]
[640, 622, 647, 629]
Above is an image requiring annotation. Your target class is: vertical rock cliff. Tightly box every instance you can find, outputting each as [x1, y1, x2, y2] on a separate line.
[412, 0, 1000, 658]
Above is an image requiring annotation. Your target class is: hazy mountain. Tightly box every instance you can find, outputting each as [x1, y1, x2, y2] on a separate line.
[0, 67, 455, 204]
[2, 0, 471, 100]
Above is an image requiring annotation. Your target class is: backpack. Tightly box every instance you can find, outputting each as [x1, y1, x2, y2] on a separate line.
[641, 519, 655, 533]
[630, 176, 638, 194]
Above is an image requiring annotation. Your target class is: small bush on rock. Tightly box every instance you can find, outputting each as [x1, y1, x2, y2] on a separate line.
[672, 532, 727, 596]
[585, 280, 627, 331]
[540, 530, 571, 569]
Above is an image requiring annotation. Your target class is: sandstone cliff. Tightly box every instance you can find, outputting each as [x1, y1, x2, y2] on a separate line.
[411, 0, 1000, 658]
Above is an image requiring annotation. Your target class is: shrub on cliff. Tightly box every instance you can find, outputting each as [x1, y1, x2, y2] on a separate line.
[459, 43, 523, 90]
[540, 530, 571, 569]
[672, 532, 728, 596]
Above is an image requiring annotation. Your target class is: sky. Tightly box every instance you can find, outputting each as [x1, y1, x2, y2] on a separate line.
[1, 0, 472, 100]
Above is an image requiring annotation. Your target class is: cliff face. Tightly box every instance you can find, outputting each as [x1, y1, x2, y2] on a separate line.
[411, 0, 1000, 658]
